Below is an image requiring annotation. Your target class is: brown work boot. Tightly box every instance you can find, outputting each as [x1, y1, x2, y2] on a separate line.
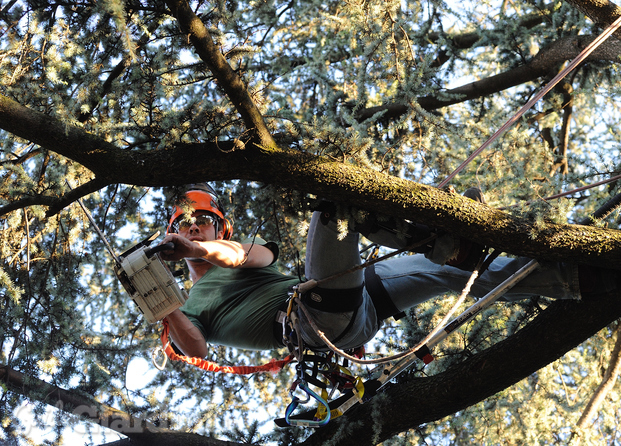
[462, 187, 486, 204]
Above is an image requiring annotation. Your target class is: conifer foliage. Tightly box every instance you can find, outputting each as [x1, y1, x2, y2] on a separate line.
[2, 0, 621, 444]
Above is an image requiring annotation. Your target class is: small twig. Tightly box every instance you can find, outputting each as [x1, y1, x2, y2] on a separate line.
[24, 208, 30, 271]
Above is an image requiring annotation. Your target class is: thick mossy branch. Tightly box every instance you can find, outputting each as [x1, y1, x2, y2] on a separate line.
[239, 149, 621, 267]
[0, 93, 618, 266]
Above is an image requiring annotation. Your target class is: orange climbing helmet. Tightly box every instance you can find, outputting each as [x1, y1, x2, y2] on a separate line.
[167, 184, 233, 240]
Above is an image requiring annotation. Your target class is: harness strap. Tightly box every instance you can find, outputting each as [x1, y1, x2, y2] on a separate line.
[300, 285, 363, 313]
[364, 264, 402, 320]
[159, 319, 294, 374]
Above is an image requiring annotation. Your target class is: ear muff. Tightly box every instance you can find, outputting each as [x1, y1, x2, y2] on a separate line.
[167, 188, 233, 240]
[220, 218, 233, 241]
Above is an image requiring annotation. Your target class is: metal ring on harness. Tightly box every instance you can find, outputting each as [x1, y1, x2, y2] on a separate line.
[285, 380, 332, 428]
[151, 344, 169, 371]
[282, 287, 306, 361]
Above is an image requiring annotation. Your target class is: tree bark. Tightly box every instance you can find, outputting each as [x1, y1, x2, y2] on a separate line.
[1, 93, 621, 267]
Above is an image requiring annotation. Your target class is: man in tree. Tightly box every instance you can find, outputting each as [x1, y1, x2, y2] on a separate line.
[160, 184, 617, 357]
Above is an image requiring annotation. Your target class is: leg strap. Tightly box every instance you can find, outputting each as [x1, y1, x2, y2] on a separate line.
[364, 264, 405, 321]
[301, 285, 363, 313]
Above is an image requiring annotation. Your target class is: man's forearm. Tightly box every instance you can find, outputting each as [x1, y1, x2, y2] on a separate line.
[200, 240, 274, 268]
[159, 235, 274, 268]
[165, 309, 208, 358]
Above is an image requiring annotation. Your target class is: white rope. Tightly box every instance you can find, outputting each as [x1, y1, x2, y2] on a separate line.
[296, 267, 480, 365]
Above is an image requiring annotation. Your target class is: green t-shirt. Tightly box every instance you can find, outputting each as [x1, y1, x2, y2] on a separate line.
[180, 256, 299, 351]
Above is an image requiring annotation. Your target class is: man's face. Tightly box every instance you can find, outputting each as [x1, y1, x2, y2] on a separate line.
[174, 211, 223, 241]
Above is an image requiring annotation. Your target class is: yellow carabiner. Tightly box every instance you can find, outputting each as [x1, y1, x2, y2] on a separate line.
[352, 377, 365, 401]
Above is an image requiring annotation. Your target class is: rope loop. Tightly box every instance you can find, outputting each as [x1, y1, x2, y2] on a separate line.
[151, 345, 169, 371]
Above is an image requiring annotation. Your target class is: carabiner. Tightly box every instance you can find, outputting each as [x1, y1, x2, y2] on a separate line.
[151, 346, 168, 371]
[284, 381, 332, 428]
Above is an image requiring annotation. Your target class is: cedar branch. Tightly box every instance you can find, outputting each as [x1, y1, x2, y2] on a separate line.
[164, 0, 276, 150]
[355, 35, 621, 122]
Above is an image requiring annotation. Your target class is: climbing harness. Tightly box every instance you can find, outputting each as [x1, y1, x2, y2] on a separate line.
[273, 233, 440, 400]
[280, 284, 368, 427]
[275, 246, 493, 426]
[275, 257, 539, 427]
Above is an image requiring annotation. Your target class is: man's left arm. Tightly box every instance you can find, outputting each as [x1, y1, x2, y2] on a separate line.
[165, 309, 209, 358]
[159, 235, 275, 268]
[204, 239, 275, 268]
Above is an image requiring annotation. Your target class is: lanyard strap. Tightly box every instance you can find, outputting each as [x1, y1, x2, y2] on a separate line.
[157, 318, 294, 374]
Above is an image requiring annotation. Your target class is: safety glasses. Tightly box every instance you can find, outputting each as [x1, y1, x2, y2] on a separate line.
[170, 213, 217, 233]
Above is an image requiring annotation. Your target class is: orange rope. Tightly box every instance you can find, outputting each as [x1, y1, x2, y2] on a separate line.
[160, 318, 294, 374]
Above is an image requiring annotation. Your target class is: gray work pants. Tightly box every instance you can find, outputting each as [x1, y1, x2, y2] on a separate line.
[299, 211, 580, 349]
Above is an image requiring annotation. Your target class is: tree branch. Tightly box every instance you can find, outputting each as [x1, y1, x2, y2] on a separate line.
[0, 364, 242, 446]
[0, 178, 109, 218]
[565, 0, 621, 29]
[302, 291, 621, 446]
[164, 0, 276, 150]
[574, 323, 621, 432]
[98, 433, 242, 446]
[77, 18, 164, 123]
[355, 35, 621, 122]
[0, 92, 239, 184]
[0, 93, 127, 178]
[427, 4, 557, 68]
[0, 365, 168, 438]
[550, 82, 573, 175]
